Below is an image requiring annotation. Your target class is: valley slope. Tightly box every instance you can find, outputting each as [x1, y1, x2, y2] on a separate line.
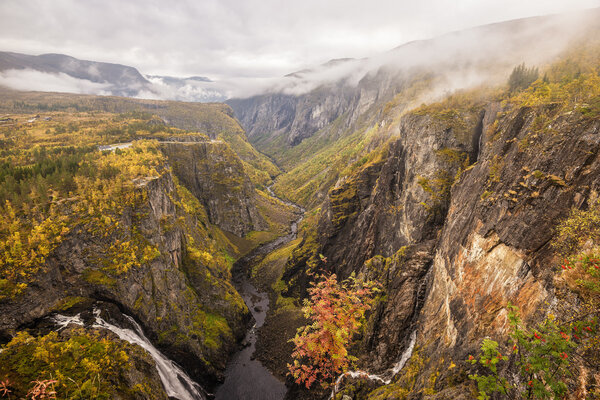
[0, 93, 295, 398]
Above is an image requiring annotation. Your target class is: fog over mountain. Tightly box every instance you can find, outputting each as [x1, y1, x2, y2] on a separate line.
[0, 2, 598, 102]
[0, 51, 228, 102]
[0, 0, 600, 101]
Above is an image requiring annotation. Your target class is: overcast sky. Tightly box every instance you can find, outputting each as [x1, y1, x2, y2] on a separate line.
[0, 0, 598, 80]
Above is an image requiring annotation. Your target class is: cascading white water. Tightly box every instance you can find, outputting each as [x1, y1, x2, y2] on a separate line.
[389, 330, 417, 377]
[331, 331, 417, 397]
[477, 128, 484, 161]
[53, 309, 208, 400]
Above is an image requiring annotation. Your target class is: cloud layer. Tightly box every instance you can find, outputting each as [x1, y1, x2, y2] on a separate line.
[0, 69, 112, 94]
[1, 0, 598, 81]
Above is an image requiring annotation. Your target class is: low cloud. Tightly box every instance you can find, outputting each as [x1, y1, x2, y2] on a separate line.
[0, 68, 230, 102]
[0, 8, 597, 104]
[0, 69, 113, 94]
[1, 0, 598, 82]
[224, 8, 599, 99]
[143, 76, 227, 103]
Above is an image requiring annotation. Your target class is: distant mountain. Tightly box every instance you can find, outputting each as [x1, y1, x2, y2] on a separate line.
[0, 52, 150, 96]
[0, 52, 225, 102]
[228, 8, 600, 153]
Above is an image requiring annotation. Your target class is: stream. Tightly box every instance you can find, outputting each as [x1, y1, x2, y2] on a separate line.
[330, 331, 417, 398]
[214, 186, 305, 400]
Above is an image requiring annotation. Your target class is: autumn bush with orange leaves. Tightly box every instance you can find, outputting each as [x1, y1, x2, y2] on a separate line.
[288, 272, 380, 390]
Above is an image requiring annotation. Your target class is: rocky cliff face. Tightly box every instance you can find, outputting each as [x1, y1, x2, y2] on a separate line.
[228, 71, 406, 152]
[414, 104, 600, 395]
[282, 104, 484, 295]
[0, 167, 249, 387]
[282, 95, 600, 396]
[160, 140, 267, 236]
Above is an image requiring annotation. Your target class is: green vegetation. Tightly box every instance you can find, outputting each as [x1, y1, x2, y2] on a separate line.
[272, 124, 380, 208]
[552, 200, 600, 309]
[0, 329, 165, 399]
[508, 63, 539, 93]
[417, 148, 469, 220]
[468, 306, 597, 399]
[0, 88, 280, 187]
[0, 136, 165, 299]
[553, 200, 600, 256]
[505, 43, 600, 116]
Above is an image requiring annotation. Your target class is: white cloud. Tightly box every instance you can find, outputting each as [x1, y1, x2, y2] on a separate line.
[0, 0, 598, 81]
[219, 7, 599, 98]
[0, 69, 112, 94]
[144, 76, 227, 102]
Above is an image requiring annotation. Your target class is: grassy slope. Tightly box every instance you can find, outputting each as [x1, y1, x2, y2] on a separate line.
[0, 88, 280, 187]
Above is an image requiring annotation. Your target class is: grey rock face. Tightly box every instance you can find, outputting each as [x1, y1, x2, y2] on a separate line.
[283, 99, 600, 396]
[228, 70, 408, 152]
[0, 170, 249, 387]
[160, 141, 267, 236]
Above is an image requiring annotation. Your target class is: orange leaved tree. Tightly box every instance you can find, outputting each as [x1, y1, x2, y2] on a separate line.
[288, 273, 379, 393]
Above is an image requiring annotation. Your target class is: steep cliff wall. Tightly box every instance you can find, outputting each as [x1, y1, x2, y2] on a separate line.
[281, 86, 600, 397]
[160, 140, 267, 236]
[282, 101, 485, 294]
[0, 167, 249, 386]
[413, 104, 600, 396]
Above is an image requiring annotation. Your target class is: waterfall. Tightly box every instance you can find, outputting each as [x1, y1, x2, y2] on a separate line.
[331, 331, 417, 397]
[53, 309, 208, 400]
[389, 330, 417, 377]
[476, 126, 484, 161]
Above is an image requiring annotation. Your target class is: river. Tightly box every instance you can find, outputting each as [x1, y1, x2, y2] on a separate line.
[214, 186, 304, 400]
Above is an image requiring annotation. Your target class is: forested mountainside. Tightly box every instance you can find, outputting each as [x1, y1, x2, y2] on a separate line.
[0, 96, 296, 398]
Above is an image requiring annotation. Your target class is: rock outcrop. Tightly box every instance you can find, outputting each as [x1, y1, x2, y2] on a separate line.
[283, 97, 600, 397]
[160, 140, 267, 236]
[0, 167, 249, 388]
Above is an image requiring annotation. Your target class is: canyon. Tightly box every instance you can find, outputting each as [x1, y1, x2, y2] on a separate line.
[1, 9, 600, 400]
